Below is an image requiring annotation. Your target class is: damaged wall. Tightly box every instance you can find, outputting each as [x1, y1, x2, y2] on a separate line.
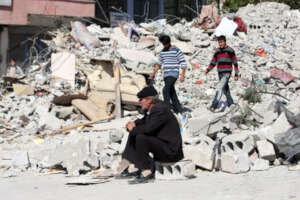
[0, 27, 9, 76]
[0, 0, 95, 26]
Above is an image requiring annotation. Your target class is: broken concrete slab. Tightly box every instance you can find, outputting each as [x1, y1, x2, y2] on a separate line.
[136, 37, 156, 50]
[42, 133, 99, 176]
[275, 127, 300, 160]
[51, 52, 76, 89]
[221, 152, 250, 174]
[51, 106, 74, 120]
[109, 129, 124, 144]
[1, 151, 30, 170]
[185, 117, 210, 137]
[0, 167, 21, 178]
[249, 150, 259, 164]
[12, 84, 34, 96]
[99, 149, 116, 169]
[89, 137, 106, 155]
[251, 159, 270, 171]
[39, 113, 62, 131]
[71, 21, 101, 50]
[257, 113, 291, 143]
[256, 140, 276, 161]
[34, 105, 62, 131]
[72, 99, 106, 121]
[183, 135, 215, 170]
[118, 48, 158, 68]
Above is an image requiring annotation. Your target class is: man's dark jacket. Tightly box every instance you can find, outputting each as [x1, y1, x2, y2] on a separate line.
[130, 100, 183, 159]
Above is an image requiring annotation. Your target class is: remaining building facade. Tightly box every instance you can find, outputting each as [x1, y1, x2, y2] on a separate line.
[98, 0, 207, 24]
[0, 0, 95, 76]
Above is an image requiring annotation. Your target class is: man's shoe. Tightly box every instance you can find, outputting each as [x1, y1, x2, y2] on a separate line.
[128, 173, 155, 184]
[115, 169, 141, 179]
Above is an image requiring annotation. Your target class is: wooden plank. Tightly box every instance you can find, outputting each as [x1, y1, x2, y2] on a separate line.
[113, 58, 122, 119]
[50, 115, 114, 135]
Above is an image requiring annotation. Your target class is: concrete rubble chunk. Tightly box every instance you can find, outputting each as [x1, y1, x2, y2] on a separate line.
[275, 127, 300, 159]
[119, 131, 129, 154]
[185, 117, 210, 137]
[12, 84, 34, 96]
[155, 160, 195, 180]
[249, 151, 259, 164]
[1, 167, 22, 178]
[117, 48, 158, 72]
[257, 113, 291, 143]
[251, 159, 270, 171]
[221, 152, 250, 174]
[41, 133, 99, 176]
[257, 140, 276, 161]
[221, 133, 255, 154]
[99, 149, 116, 169]
[51, 106, 74, 119]
[90, 138, 106, 155]
[38, 114, 62, 131]
[183, 135, 215, 170]
[273, 159, 281, 166]
[109, 129, 124, 144]
[1, 151, 30, 170]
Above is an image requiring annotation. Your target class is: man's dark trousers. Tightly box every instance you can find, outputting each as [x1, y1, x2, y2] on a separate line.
[122, 134, 182, 170]
[163, 76, 182, 114]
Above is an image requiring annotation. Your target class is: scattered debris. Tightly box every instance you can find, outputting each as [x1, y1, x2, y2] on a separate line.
[0, 2, 300, 182]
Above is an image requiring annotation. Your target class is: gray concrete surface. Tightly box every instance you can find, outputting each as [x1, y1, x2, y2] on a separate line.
[0, 166, 299, 200]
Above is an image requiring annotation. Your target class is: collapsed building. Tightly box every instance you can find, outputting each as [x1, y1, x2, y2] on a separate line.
[0, 2, 300, 182]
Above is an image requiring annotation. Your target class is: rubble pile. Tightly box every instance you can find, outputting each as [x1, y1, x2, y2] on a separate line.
[0, 2, 300, 179]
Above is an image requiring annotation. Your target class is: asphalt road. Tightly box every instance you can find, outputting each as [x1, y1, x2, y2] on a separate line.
[1, 166, 299, 200]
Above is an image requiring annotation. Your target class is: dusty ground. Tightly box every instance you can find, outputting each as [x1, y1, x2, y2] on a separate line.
[0, 166, 299, 200]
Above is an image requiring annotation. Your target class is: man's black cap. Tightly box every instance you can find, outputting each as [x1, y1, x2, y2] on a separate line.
[137, 86, 158, 99]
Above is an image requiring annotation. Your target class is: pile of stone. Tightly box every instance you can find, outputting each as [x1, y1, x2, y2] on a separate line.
[0, 2, 300, 179]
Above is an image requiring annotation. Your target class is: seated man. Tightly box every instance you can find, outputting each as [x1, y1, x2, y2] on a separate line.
[116, 86, 183, 184]
[7, 59, 24, 78]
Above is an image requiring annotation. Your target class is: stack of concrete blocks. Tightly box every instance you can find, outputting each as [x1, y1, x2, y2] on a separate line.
[185, 117, 210, 137]
[155, 160, 195, 180]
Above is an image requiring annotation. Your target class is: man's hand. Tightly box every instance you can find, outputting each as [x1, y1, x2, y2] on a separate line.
[204, 69, 209, 75]
[180, 68, 186, 83]
[180, 74, 185, 82]
[149, 65, 160, 80]
[149, 73, 155, 80]
[126, 122, 136, 132]
[234, 75, 239, 81]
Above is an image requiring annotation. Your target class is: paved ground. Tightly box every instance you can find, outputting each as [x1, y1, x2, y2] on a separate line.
[0, 166, 299, 200]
